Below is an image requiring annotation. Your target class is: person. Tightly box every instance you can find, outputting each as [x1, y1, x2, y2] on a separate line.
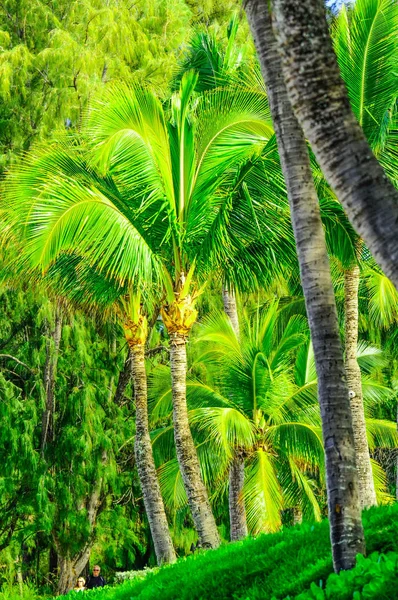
[86, 565, 106, 589]
[73, 577, 86, 592]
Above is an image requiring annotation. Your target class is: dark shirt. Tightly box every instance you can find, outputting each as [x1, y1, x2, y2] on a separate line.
[86, 576, 106, 589]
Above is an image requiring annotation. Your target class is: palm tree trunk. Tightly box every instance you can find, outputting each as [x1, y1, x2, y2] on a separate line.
[114, 349, 133, 406]
[41, 304, 62, 455]
[222, 287, 240, 339]
[344, 264, 377, 509]
[271, 0, 398, 289]
[293, 507, 303, 525]
[244, 0, 364, 572]
[130, 343, 176, 565]
[170, 334, 221, 548]
[222, 287, 248, 541]
[228, 455, 247, 541]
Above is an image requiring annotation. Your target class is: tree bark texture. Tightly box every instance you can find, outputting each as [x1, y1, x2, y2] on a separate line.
[293, 507, 303, 526]
[170, 336, 221, 548]
[130, 343, 176, 565]
[344, 264, 377, 509]
[41, 305, 62, 455]
[244, 0, 364, 572]
[114, 349, 134, 405]
[229, 455, 248, 541]
[271, 0, 398, 289]
[222, 287, 248, 540]
[222, 287, 240, 339]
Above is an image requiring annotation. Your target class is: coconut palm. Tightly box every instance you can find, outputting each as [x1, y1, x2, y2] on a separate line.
[4, 75, 296, 547]
[150, 301, 397, 534]
[269, 0, 398, 289]
[244, 0, 364, 571]
[29, 254, 178, 566]
[193, 303, 324, 534]
[330, 0, 398, 507]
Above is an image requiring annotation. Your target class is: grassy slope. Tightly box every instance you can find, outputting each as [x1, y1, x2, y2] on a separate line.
[86, 505, 398, 600]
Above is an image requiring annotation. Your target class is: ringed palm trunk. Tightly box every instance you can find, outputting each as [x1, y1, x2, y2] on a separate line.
[271, 0, 398, 289]
[244, 0, 364, 572]
[124, 318, 176, 565]
[222, 287, 248, 541]
[228, 454, 247, 541]
[162, 294, 221, 548]
[344, 263, 377, 509]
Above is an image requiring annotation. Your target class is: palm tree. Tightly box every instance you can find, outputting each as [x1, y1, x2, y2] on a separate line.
[244, 0, 364, 571]
[34, 255, 178, 567]
[269, 0, 398, 288]
[150, 302, 397, 534]
[4, 76, 290, 547]
[330, 0, 398, 507]
[174, 21, 298, 541]
[194, 303, 324, 534]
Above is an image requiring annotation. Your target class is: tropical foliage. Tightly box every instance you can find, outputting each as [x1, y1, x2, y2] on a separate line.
[0, 0, 397, 595]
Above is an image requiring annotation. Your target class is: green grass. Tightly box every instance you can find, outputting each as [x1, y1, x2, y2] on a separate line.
[84, 504, 398, 600]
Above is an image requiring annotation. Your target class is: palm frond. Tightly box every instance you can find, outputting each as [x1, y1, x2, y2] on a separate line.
[189, 407, 255, 459]
[366, 418, 398, 450]
[243, 448, 283, 534]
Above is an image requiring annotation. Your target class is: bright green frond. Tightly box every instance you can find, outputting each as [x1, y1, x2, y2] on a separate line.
[158, 458, 187, 512]
[243, 448, 283, 534]
[371, 458, 395, 504]
[366, 418, 398, 451]
[5, 145, 158, 286]
[266, 422, 324, 470]
[364, 268, 398, 329]
[189, 406, 255, 459]
[87, 83, 175, 208]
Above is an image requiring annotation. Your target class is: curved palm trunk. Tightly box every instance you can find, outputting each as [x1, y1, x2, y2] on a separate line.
[222, 287, 248, 541]
[271, 0, 398, 289]
[169, 334, 221, 548]
[244, 0, 364, 572]
[129, 342, 176, 565]
[344, 264, 377, 509]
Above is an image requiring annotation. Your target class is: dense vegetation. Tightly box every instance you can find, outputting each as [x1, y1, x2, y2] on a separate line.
[63, 505, 398, 599]
[0, 0, 397, 598]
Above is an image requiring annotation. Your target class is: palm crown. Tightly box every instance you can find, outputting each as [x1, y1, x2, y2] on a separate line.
[6, 71, 296, 300]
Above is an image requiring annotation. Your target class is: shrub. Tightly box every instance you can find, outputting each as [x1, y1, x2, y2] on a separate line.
[292, 552, 398, 600]
[60, 505, 398, 600]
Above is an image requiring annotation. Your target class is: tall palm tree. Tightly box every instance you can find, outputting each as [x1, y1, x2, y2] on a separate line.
[269, 0, 398, 288]
[244, 0, 364, 572]
[174, 21, 297, 541]
[4, 76, 292, 547]
[34, 255, 177, 566]
[330, 0, 398, 507]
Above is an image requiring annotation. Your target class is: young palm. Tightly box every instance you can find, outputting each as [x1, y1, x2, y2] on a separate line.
[4, 75, 287, 547]
[193, 303, 324, 534]
[182, 304, 396, 533]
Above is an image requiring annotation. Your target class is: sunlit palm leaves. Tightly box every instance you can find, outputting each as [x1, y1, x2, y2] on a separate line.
[149, 301, 397, 532]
